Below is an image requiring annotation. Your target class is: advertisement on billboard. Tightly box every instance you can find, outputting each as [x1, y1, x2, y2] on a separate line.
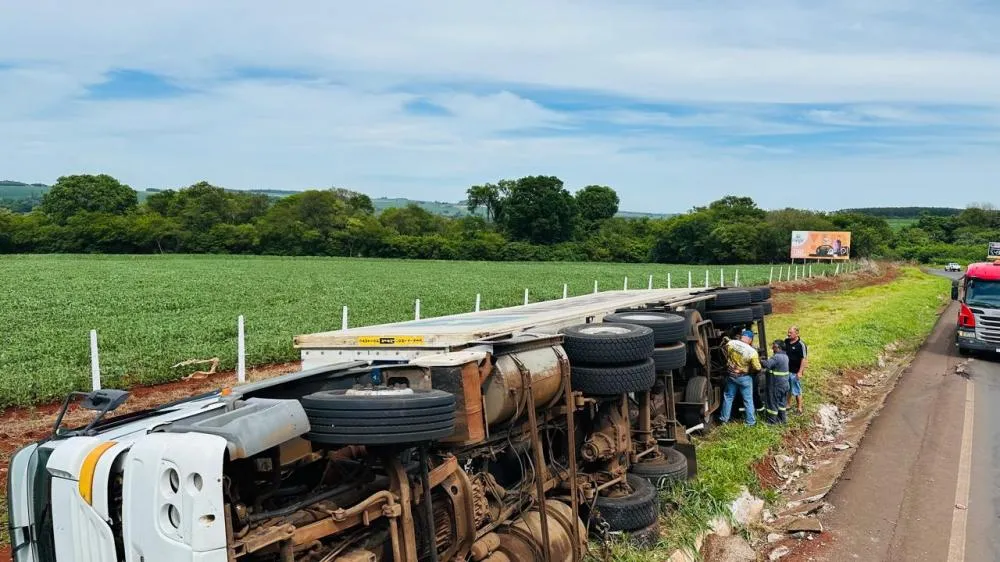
[790, 231, 852, 260]
[988, 241, 1000, 260]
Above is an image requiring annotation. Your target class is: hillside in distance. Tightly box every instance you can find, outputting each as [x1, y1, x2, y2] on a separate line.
[0, 182, 672, 219]
[840, 206, 964, 218]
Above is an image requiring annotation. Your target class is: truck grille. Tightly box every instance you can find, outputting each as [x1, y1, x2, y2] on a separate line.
[975, 312, 1000, 344]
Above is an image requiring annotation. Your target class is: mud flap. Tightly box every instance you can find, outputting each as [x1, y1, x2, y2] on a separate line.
[673, 442, 697, 479]
[676, 401, 704, 429]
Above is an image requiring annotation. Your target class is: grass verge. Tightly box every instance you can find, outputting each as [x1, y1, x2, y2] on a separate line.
[604, 267, 950, 559]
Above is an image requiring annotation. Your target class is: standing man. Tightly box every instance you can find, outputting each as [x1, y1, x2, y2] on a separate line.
[785, 326, 808, 414]
[763, 340, 791, 424]
[718, 329, 762, 426]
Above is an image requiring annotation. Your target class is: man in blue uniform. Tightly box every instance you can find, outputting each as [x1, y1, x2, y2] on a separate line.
[763, 340, 791, 424]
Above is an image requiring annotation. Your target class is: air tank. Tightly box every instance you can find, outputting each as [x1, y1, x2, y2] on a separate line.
[481, 343, 567, 426]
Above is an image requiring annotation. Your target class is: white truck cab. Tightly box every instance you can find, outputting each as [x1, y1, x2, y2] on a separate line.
[7, 363, 364, 562]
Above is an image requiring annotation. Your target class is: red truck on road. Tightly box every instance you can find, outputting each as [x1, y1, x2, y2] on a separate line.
[953, 258, 1000, 355]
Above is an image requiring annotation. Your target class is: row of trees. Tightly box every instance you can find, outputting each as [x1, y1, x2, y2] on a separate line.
[0, 173, 994, 264]
[891, 206, 1000, 263]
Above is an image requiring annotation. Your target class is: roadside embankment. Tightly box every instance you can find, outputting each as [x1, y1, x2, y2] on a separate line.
[605, 265, 951, 561]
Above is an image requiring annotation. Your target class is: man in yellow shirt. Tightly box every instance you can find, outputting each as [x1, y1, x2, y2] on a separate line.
[718, 329, 762, 426]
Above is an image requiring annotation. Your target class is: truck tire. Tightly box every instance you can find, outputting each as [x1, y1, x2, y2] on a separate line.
[652, 342, 687, 372]
[628, 520, 661, 549]
[300, 388, 456, 445]
[603, 312, 689, 345]
[762, 301, 773, 315]
[684, 376, 710, 404]
[708, 290, 752, 309]
[748, 288, 765, 303]
[630, 446, 689, 488]
[571, 359, 657, 395]
[560, 323, 654, 365]
[682, 376, 712, 430]
[594, 474, 659, 532]
[750, 304, 765, 321]
[704, 308, 753, 326]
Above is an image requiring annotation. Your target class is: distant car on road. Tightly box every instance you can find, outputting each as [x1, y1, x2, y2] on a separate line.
[946, 263, 962, 272]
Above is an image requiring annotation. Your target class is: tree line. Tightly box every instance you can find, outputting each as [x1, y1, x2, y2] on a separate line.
[0, 173, 995, 264]
[891, 206, 1000, 263]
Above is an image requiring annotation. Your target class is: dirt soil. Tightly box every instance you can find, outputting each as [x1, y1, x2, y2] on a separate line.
[770, 263, 899, 299]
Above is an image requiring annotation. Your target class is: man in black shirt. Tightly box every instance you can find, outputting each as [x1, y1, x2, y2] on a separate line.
[784, 325, 808, 414]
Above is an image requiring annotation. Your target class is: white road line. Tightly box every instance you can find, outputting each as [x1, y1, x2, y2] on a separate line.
[948, 377, 975, 562]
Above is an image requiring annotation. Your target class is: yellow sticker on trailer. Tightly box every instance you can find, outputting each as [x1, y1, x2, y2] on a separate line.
[357, 335, 426, 346]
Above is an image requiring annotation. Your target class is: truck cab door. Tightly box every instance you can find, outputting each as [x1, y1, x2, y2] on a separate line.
[7, 443, 57, 562]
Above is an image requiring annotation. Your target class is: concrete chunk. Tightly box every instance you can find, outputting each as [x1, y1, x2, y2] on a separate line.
[784, 517, 824, 533]
[701, 534, 755, 562]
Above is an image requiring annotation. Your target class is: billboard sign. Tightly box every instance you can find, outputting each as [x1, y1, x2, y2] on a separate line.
[790, 231, 852, 260]
[989, 242, 1000, 260]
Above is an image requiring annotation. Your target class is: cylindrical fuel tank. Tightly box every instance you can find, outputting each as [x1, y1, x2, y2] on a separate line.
[494, 500, 586, 562]
[482, 345, 567, 426]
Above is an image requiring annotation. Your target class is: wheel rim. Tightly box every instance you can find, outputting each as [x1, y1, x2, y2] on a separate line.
[344, 387, 415, 397]
[621, 314, 667, 322]
[579, 325, 632, 335]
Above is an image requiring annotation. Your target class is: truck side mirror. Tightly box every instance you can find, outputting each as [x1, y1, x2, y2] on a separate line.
[951, 283, 959, 301]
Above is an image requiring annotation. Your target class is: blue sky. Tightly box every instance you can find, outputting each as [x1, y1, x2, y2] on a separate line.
[2, 1, 1000, 213]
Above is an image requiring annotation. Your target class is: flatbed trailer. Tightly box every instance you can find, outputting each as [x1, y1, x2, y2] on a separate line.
[295, 286, 773, 432]
[294, 288, 716, 367]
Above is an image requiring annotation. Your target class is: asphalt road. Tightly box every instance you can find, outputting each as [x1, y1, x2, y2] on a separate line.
[811, 270, 1000, 562]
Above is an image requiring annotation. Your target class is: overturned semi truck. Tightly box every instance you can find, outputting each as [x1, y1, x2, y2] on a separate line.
[8, 287, 772, 562]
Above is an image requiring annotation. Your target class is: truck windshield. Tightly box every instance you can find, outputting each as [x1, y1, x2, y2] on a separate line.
[966, 279, 1000, 308]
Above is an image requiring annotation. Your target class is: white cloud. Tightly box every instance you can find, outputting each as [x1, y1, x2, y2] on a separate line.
[1, 0, 999, 210]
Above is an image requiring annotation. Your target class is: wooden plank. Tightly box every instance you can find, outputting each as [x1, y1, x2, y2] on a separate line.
[295, 289, 714, 349]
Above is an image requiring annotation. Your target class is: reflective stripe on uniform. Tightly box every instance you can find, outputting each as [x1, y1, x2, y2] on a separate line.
[766, 409, 779, 415]
[771, 371, 790, 376]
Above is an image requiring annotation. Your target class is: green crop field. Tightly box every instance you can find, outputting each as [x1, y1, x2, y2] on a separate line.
[0, 255, 840, 408]
[886, 217, 917, 231]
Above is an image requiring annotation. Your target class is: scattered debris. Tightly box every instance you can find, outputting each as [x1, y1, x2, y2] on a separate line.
[701, 534, 755, 562]
[784, 517, 824, 533]
[802, 492, 827, 503]
[956, 359, 973, 378]
[777, 498, 828, 521]
[812, 404, 844, 443]
[840, 384, 855, 397]
[767, 533, 784, 544]
[171, 357, 220, 380]
[729, 489, 766, 526]
[769, 546, 791, 560]
[775, 454, 796, 468]
[833, 442, 853, 451]
[668, 550, 695, 562]
[708, 518, 732, 538]
[956, 503, 968, 510]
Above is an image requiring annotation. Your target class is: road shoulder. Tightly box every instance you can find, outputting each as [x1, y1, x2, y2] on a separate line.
[782, 302, 966, 561]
